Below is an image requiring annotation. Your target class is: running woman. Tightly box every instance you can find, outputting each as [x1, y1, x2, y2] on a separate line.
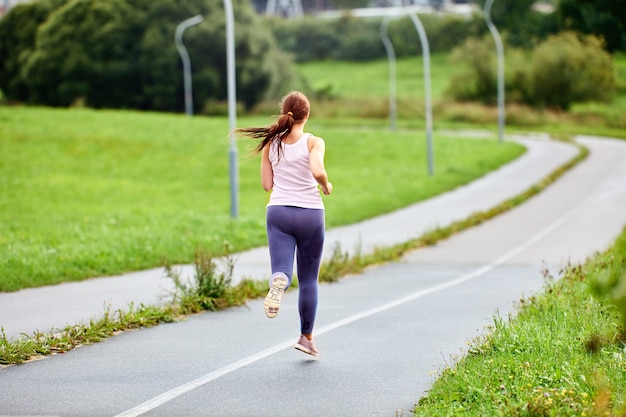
[236, 91, 332, 356]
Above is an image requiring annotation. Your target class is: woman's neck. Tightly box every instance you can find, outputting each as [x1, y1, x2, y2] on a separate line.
[282, 125, 305, 144]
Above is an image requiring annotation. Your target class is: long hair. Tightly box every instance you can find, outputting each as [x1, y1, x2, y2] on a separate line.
[236, 91, 310, 159]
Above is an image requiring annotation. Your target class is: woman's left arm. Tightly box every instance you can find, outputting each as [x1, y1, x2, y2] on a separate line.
[309, 136, 332, 195]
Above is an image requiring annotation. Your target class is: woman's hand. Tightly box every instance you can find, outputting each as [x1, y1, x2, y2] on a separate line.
[321, 182, 332, 195]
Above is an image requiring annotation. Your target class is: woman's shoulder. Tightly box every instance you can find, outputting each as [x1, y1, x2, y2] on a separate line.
[306, 133, 324, 152]
[306, 133, 324, 145]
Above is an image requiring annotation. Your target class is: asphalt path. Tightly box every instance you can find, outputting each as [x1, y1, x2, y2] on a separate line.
[1, 136, 625, 417]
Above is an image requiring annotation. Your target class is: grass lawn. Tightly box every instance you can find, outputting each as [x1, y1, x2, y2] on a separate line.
[299, 54, 458, 101]
[0, 106, 524, 291]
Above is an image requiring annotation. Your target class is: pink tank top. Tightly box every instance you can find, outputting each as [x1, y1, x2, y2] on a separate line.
[267, 133, 324, 209]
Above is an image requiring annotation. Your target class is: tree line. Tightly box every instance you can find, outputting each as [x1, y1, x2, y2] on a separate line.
[0, 0, 623, 112]
[0, 0, 297, 112]
[266, 0, 620, 110]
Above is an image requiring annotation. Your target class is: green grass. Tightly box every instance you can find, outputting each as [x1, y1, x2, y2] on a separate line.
[414, 225, 626, 416]
[0, 106, 524, 291]
[300, 54, 459, 101]
[0, 107, 265, 290]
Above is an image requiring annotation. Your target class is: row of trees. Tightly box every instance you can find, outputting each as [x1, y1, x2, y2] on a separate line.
[270, 0, 625, 63]
[0, 0, 299, 111]
[270, 13, 491, 62]
[0, 0, 623, 111]
[266, 0, 622, 110]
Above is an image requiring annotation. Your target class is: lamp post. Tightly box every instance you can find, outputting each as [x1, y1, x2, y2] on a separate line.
[224, 0, 238, 219]
[175, 15, 204, 116]
[380, 16, 397, 132]
[484, 0, 505, 143]
[408, 12, 434, 176]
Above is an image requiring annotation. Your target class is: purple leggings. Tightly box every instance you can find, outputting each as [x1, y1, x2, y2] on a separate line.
[266, 205, 325, 335]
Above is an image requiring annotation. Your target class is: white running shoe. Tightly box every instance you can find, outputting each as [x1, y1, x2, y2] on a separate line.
[264, 274, 288, 318]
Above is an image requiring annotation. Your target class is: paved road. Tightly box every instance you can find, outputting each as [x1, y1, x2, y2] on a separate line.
[1, 136, 625, 417]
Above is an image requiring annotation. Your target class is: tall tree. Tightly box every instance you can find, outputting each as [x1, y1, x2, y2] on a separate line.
[0, 0, 69, 102]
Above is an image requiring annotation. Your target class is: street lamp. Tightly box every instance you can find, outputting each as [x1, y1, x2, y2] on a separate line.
[381, 13, 434, 175]
[175, 15, 204, 116]
[380, 16, 398, 132]
[223, 0, 238, 219]
[484, 0, 505, 143]
[408, 12, 434, 176]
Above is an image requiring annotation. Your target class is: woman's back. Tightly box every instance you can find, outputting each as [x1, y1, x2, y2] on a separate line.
[267, 133, 323, 209]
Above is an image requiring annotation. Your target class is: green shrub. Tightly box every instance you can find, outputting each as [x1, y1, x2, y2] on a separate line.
[530, 32, 615, 110]
[164, 245, 236, 313]
[447, 32, 615, 111]
[447, 36, 497, 104]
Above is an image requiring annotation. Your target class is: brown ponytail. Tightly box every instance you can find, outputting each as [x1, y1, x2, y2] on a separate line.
[236, 91, 310, 159]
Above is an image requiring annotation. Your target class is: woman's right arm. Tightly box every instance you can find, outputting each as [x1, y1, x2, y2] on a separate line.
[261, 145, 274, 192]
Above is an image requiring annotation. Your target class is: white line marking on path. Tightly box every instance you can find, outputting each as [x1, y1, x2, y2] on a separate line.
[113, 206, 577, 417]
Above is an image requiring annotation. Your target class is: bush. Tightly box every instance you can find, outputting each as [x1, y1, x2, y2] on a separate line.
[447, 31, 615, 110]
[530, 32, 615, 110]
[165, 246, 235, 312]
[447, 36, 497, 104]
